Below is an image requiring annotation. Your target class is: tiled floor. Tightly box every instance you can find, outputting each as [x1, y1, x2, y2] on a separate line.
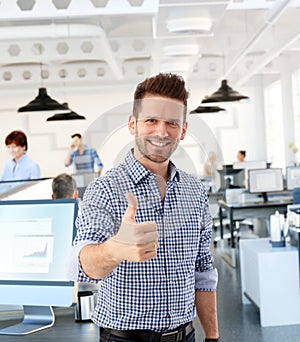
[1, 240, 300, 341]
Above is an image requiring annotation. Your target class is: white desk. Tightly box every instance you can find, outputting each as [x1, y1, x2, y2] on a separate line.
[240, 238, 300, 327]
[219, 199, 292, 267]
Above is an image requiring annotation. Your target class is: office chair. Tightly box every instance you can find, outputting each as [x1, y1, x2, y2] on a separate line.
[293, 187, 300, 204]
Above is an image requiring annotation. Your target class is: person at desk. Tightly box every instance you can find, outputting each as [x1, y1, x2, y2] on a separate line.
[65, 133, 103, 176]
[52, 172, 95, 320]
[68, 73, 221, 342]
[236, 150, 246, 162]
[1, 130, 40, 181]
[52, 173, 78, 199]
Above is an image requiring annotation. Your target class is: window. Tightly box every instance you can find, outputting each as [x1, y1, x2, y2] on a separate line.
[292, 69, 300, 159]
[264, 81, 285, 168]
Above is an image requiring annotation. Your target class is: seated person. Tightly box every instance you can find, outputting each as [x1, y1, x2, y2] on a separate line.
[52, 173, 78, 199]
[52, 173, 98, 318]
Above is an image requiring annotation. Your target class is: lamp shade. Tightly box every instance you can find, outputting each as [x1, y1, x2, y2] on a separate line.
[18, 88, 66, 112]
[190, 105, 225, 114]
[46, 103, 86, 121]
[201, 80, 249, 104]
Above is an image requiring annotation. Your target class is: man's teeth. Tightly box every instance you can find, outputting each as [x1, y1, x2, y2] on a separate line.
[150, 141, 168, 147]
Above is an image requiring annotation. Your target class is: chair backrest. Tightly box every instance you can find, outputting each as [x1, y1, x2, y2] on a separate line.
[293, 187, 300, 204]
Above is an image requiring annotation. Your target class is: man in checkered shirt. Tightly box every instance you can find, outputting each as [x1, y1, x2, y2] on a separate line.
[69, 73, 221, 342]
[65, 133, 103, 176]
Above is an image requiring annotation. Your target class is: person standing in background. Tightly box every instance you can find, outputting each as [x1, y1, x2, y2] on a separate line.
[236, 150, 246, 162]
[65, 133, 103, 176]
[203, 151, 218, 177]
[1, 130, 40, 181]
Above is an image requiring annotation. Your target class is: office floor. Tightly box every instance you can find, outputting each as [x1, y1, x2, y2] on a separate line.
[1, 241, 300, 342]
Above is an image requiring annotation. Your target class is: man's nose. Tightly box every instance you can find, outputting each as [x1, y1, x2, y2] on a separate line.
[156, 121, 168, 136]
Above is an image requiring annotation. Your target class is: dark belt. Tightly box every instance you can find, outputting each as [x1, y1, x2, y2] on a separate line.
[103, 322, 193, 342]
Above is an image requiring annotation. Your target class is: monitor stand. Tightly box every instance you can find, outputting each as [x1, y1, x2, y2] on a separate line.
[261, 192, 268, 203]
[0, 305, 55, 335]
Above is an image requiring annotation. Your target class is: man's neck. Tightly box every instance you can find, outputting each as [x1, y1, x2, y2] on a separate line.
[78, 144, 85, 154]
[133, 149, 169, 181]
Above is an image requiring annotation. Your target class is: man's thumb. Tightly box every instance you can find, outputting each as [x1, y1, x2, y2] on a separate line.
[123, 192, 138, 222]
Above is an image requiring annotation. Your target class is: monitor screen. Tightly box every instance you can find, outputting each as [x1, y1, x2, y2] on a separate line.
[0, 199, 77, 335]
[248, 168, 284, 201]
[286, 166, 300, 190]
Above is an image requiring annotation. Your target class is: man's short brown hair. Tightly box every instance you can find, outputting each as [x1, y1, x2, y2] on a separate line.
[133, 73, 189, 120]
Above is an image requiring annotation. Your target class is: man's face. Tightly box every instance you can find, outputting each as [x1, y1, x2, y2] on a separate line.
[71, 136, 82, 149]
[237, 152, 244, 162]
[128, 96, 187, 164]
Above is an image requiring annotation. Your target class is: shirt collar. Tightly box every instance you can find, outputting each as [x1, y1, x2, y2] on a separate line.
[12, 153, 27, 164]
[124, 149, 180, 184]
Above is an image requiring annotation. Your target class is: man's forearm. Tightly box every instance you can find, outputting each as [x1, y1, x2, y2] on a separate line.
[79, 240, 121, 279]
[195, 290, 219, 339]
[65, 149, 73, 166]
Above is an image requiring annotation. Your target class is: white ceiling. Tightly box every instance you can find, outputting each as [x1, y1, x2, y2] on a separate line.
[1, 0, 300, 95]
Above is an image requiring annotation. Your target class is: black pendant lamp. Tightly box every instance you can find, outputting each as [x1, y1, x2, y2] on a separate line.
[18, 87, 66, 112]
[201, 80, 249, 104]
[190, 105, 225, 114]
[46, 103, 86, 121]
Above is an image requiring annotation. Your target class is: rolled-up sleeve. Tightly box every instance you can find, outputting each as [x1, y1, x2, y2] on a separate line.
[66, 179, 116, 283]
[194, 187, 218, 291]
[195, 268, 218, 291]
[66, 240, 99, 282]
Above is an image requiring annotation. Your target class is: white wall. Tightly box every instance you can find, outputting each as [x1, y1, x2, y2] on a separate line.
[0, 80, 266, 179]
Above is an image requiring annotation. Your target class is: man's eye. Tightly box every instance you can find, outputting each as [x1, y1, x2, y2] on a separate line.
[145, 119, 156, 124]
[168, 121, 180, 127]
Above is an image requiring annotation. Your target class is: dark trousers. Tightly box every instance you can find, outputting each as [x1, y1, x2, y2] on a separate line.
[99, 327, 195, 342]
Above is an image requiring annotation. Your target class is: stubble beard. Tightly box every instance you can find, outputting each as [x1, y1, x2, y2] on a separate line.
[135, 134, 179, 163]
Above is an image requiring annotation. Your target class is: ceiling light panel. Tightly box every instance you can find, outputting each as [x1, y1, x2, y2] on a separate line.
[166, 17, 213, 34]
[156, 2, 229, 38]
[0, 0, 159, 19]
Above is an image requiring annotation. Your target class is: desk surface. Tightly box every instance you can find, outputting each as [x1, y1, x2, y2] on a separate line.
[0, 308, 98, 341]
[218, 198, 292, 209]
[240, 238, 297, 253]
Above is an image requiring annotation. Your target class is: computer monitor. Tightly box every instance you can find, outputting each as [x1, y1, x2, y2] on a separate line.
[0, 178, 52, 200]
[248, 168, 284, 202]
[0, 199, 78, 335]
[217, 168, 245, 190]
[286, 166, 300, 190]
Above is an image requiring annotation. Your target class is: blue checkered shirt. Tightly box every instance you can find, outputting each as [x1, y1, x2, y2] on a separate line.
[66, 145, 103, 173]
[72, 150, 217, 332]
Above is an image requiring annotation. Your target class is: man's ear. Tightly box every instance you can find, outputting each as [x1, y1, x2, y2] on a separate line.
[128, 114, 136, 135]
[180, 121, 188, 140]
[73, 190, 79, 199]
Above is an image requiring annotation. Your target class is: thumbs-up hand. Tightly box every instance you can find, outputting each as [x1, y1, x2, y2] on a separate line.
[111, 192, 159, 262]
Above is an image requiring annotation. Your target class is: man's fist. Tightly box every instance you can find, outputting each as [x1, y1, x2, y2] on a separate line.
[112, 193, 159, 246]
